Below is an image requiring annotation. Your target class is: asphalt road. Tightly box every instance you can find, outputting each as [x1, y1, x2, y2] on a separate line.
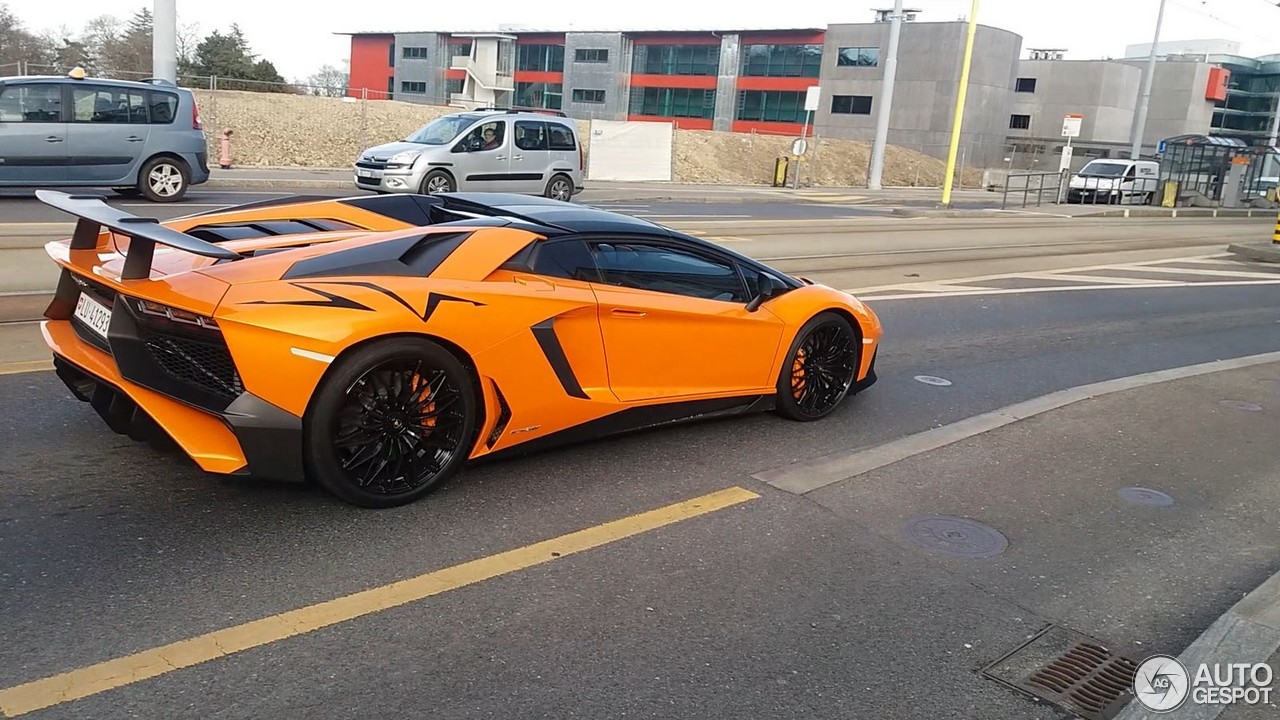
[3, 265, 1280, 718]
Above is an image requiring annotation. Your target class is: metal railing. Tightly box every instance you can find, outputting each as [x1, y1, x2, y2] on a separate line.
[1063, 175, 1160, 206]
[1001, 171, 1067, 208]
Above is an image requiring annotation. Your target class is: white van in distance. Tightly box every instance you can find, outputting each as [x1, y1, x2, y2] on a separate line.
[1067, 159, 1159, 205]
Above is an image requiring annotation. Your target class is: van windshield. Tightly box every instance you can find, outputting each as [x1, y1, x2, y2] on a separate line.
[404, 115, 475, 145]
[1079, 162, 1129, 177]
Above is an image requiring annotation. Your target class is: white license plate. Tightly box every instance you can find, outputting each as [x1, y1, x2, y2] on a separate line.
[74, 293, 112, 340]
[357, 169, 378, 178]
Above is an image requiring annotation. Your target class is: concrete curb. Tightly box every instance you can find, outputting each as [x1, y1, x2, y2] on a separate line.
[754, 350, 1280, 495]
[1077, 207, 1278, 219]
[1115, 569, 1280, 720]
[1227, 242, 1280, 264]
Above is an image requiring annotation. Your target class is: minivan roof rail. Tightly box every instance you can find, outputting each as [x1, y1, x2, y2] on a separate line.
[470, 106, 568, 118]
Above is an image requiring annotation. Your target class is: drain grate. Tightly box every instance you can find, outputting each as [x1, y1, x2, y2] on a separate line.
[985, 625, 1141, 720]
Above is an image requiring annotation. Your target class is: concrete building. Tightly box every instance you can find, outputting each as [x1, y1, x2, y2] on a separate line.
[340, 20, 1278, 171]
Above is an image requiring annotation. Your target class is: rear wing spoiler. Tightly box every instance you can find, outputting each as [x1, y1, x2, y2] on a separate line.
[36, 190, 241, 280]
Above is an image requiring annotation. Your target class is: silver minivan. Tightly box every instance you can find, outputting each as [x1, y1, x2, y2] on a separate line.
[355, 109, 584, 201]
[0, 70, 209, 202]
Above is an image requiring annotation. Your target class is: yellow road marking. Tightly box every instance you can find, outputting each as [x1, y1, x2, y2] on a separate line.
[0, 486, 760, 717]
[0, 360, 52, 376]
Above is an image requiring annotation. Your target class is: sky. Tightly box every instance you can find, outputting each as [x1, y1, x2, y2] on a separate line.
[6, 0, 1279, 81]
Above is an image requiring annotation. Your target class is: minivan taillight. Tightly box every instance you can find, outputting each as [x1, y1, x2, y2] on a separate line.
[192, 103, 202, 130]
[579, 144, 585, 172]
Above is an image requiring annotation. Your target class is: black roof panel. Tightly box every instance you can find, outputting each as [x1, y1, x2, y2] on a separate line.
[439, 193, 663, 234]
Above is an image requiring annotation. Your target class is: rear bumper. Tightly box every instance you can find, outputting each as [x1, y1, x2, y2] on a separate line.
[45, 319, 304, 482]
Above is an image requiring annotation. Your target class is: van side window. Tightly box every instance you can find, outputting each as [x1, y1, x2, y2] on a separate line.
[72, 86, 148, 123]
[515, 121, 548, 151]
[0, 84, 62, 123]
[148, 92, 178, 124]
[1125, 165, 1137, 178]
[548, 123, 576, 151]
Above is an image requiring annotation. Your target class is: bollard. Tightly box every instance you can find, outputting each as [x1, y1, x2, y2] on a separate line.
[219, 129, 233, 169]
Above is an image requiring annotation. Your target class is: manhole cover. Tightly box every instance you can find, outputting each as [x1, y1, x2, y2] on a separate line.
[1118, 487, 1174, 507]
[985, 625, 1140, 720]
[914, 375, 953, 387]
[1219, 400, 1263, 412]
[900, 515, 1007, 558]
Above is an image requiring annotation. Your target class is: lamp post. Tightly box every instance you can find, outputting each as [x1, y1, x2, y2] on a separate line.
[1128, 0, 1168, 160]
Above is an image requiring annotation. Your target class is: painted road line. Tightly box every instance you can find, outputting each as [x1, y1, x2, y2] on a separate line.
[849, 279, 1280, 300]
[0, 360, 52, 376]
[0, 486, 759, 718]
[755, 351, 1280, 495]
[1018, 272, 1169, 285]
[1087, 264, 1280, 280]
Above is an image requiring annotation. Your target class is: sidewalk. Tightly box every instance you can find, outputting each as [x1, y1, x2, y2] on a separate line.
[767, 357, 1280, 719]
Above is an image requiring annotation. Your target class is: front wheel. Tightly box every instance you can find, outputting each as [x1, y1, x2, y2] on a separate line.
[304, 338, 477, 508]
[420, 169, 455, 195]
[544, 173, 573, 202]
[774, 312, 860, 422]
[138, 156, 189, 202]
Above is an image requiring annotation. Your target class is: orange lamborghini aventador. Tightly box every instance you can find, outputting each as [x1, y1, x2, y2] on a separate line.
[37, 190, 881, 507]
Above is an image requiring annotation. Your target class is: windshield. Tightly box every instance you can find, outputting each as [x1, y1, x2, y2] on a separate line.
[404, 115, 476, 145]
[1078, 162, 1129, 177]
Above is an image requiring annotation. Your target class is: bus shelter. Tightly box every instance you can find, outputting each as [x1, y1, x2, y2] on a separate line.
[1157, 135, 1279, 206]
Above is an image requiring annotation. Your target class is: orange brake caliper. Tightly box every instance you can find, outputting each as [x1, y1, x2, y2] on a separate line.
[791, 348, 807, 399]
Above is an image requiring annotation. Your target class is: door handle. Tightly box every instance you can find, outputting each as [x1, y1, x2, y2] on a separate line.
[513, 155, 523, 161]
[611, 309, 647, 318]
[44, 136, 63, 143]
[125, 136, 144, 142]
[495, 155, 506, 160]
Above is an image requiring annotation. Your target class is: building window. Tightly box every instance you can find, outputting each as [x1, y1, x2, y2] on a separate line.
[445, 78, 463, 96]
[450, 42, 471, 56]
[831, 95, 873, 115]
[386, 76, 394, 100]
[632, 44, 721, 76]
[629, 87, 715, 119]
[574, 48, 609, 64]
[516, 82, 563, 110]
[1009, 114, 1031, 129]
[401, 81, 427, 94]
[572, 89, 606, 104]
[517, 44, 565, 72]
[740, 44, 822, 78]
[736, 90, 811, 123]
[836, 47, 879, 67]
[402, 47, 430, 59]
[1015, 77, 1037, 93]
[388, 42, 396, 67]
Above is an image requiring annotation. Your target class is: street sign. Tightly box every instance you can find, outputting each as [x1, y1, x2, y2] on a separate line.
[1157, 139, 1167, 155]
[791, 138, 808, 156]
[804, 86, 821, 112]
[1061, 114, 1083, 138]
[1059, 145, 1074, 171]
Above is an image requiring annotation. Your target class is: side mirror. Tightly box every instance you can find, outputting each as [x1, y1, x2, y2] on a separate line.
[746, 275, 783, 312]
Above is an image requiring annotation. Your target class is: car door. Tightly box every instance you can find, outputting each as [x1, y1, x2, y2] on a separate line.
[585, 238, 786, 402]
[510, 120, 550, 194]
[66, 84, 151, 184]
[450, 118, 511, 191]
[0, 82, 67, 184]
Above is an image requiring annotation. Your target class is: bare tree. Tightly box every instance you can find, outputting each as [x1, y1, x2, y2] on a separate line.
[303, 63, 349, 97]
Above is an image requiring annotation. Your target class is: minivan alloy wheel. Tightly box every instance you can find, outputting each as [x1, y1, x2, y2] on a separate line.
[148, 163, 184, 198]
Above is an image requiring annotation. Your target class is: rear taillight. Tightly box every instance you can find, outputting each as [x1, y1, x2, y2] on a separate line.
[579, 145, 585, 172]
[192, 102, 202, 130]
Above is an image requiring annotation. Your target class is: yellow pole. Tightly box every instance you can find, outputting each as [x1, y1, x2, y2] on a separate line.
[1273, 211, 1280, 245]
[941, 0, 980, 207]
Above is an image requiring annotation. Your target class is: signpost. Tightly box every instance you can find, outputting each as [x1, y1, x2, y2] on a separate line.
[1060, 113, 1082, 172]
[792, 86, 821, 189]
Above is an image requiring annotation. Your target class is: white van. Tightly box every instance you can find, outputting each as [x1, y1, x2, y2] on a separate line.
[1067, 159, 1160, 204]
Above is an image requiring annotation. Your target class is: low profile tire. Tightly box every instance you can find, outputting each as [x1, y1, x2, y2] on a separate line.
[774, 312, 860, 422]
[138, 156, 189, 202]
[304, 338, 477, 508]
[420, 169, 455, 195]
[544, 173, 573, 202]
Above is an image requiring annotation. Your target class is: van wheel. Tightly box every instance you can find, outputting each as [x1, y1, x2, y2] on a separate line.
[544, 174, 573, 202]
[139, 157, 189, 202]
[420, 170, 455, 195]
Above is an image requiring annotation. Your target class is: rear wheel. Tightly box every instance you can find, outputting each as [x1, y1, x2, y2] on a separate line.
[544, 173, 573, 202]
[774, 312, 859, 422]
[304, 338, 477, 508]
[138, 156, 189, 202]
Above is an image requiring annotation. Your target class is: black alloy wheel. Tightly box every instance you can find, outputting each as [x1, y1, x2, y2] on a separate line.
[775, 312, 859, 421]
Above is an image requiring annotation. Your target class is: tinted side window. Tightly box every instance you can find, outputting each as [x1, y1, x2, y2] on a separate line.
[71, 85, 148, 123]
[0, 84, 62, 122]
[531, 240, 599, 281]
[590, 242, 747, 302]
[148, 92, 178, 124]
[547, 123, 576, 150]
[515, 120, 548, 151]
